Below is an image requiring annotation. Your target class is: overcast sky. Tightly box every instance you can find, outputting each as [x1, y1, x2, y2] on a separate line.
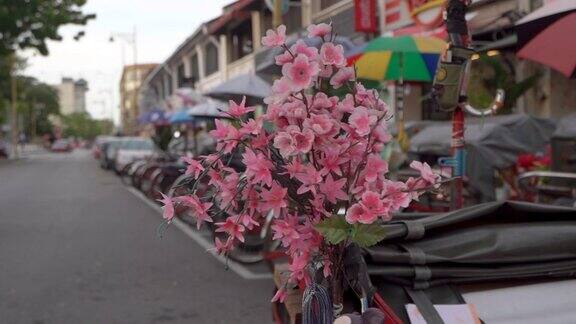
[23, 0, 235, 124]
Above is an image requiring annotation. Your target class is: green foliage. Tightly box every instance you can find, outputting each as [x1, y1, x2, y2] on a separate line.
[351, 224, 387, 248]
[62, 112, 113, 140]
[0, 0, 95, 56]
[315, 216, 351, 245]
[315, 216, 387, 247]
[468, 54, 541, 114]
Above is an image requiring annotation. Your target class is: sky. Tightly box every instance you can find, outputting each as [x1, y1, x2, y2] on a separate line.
[23, 0, 235, 125]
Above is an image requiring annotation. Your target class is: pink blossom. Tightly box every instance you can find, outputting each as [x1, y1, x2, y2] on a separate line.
[318, 64, 333, 78]
[330, 66, 355, 89]
[360, 191, 387, 216]
[410, 161, 439, 185]
[181, 156, 204, 179]
[271, 288, 287, 303]
[281, 54, 320, 92]
[275, 51, 293, 66]
[284, 158, 305, 178]
[290, 40, 319, 60]
[214, 237, 233, 254]
[239, 118, 263, 136]
[290, 128, 315, 154]
[319, 174, 348, 204]
[260, 182, 288, 215]
[345, 203, 377, 224]
[272, 216, 300, 246]
[382, 180, 411, 214]
[364, 154, 388, 182]
[174, 195, 213, 229]
[273, 131, 295, 158]
[242, 149, 274, 187]
[262, 24, 286, 47]
[349, 107, 377, 136]
[295, 166, 323, 195]
[303, 113, 333, 135]
[319, 150, 347, 176]
[215, 217, 246, 243]
[320, 43, 345, 66]
[158, 193, 175, 223]
[227, 96, 254, 118]
[307, 23, 332, 38]
[210, 119, 240, 153]
[236, 214, 259, 231]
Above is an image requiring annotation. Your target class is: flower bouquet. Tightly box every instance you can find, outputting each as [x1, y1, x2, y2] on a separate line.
[160, 23, 440, 319]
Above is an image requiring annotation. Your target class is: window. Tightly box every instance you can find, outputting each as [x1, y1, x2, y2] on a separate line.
[205, 43, 219, 76]
[190, 54, 199, 84]
[177, 63, 186, 88]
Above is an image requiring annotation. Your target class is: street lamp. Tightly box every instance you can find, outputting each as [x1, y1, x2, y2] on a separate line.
[110, 27, 138, 135]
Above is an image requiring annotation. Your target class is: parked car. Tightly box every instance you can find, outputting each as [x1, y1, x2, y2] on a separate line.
[51, 139, 73, 152]
[92, 135, 115, 159]
[113, 139, 156, 173]
[99, 138, 123, 169]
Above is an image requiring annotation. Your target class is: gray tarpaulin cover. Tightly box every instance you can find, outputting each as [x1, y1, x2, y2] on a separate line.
[362, 201, 576, 323]
[553, 112, 576, 138]
[409, 114, 557, 201]
[204, 74, 271, 103]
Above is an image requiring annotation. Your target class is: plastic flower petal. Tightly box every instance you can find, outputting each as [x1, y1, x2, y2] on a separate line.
[227, 96, 255, 118]
[281, 54, 320, 92]
[330, 66, 355, 89]
[262, 24, 286, 47]
[158, 193, 175, 223]
[181, 156, 204, 179]
[307, 23, 331, 38]
[320, 43, 345, 66]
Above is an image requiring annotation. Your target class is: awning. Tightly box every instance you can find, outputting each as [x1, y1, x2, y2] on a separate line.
[204, 74, 271, 104]
[187, 99, 227, 118]
[475, 34, 517, 52]
[169, 109, 194, 124]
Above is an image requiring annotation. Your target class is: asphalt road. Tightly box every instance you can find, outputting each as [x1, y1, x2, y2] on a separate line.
[0, 149, 273, 324]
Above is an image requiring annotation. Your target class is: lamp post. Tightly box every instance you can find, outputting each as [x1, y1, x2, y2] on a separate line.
[110, 26, 138, 135]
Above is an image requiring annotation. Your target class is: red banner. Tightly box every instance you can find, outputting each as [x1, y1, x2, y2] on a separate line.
[354, 0, 378, 33]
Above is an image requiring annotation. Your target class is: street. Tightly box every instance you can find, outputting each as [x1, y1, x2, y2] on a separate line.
[0, 150, 272, 324]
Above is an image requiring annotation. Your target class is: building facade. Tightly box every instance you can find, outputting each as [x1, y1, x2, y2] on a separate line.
[57, 78, 88, 115]
[119, 63, 158, 135]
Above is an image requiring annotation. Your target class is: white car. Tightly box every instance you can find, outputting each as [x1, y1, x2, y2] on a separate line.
[113, 138, 155, 173]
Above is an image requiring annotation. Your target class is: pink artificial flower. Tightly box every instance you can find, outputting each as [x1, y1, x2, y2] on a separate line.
[360, 191, 387, 216]
[318, 174, 348, 204]
[318, 64, 333, 78]
[349, 107, 377, 136]
[262, 24, 286, 47]
[239, 118, 263, 136]
[272, 215, 300, 247]
[158, 193, 175, 223]
[295, 166, 323, 195]
[320, 43, 345, 66]
[214, 237, 233, 254]
[275, 51, 293, 66]
[284, 158, 305, 178]
[337, 94, 355, 113]
[364, 154, 388, 183]
[242, 149, 274, 187]
[319, 150, 347, 176]
[307, 23, 332, 38]
[174, 195, 213, 229]
[260, 182, 288, 215]
[273, 131, 295, 158]
[290, 40, 319, 60]
[210, 119, 240, 153]
[345, 203, 377, 224]
[181, 156, 204, 179]
[215, 217, 246, 243]
[269, 77, 294, 103]
[271, 288, 287, 303]
[303, 113, 333, 135]
[289, 253, 310, 283]
[410, 161, 439, 185]
[236, 214, 259, 231]
[281, 54, 320, 92]
[227, 96, 255, 118]
[330, 66, 355, 89]
[382, 180, 411, 214]
[291, 128, 315, 154]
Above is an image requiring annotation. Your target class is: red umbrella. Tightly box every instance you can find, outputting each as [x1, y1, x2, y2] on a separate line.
[517, 12, 576, 78]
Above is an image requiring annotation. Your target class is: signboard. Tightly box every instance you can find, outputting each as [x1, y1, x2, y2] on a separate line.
[383, 0, 445, 32]
[354, 0, 378, 33]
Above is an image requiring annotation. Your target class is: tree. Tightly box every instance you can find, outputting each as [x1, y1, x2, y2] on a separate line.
[0, 0, 95, 56]
[61, 112, 113, 140]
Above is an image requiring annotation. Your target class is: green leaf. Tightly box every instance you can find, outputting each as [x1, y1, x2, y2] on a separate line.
[352, 224, 386, 247]
[315, 216, 352, 245]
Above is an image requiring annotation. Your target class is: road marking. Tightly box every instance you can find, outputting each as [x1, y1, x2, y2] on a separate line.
[124, 186, 272, 280]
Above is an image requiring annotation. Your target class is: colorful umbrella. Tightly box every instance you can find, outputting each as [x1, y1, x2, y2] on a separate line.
[348, 35, 446, 151]
[348, 35, 447, 82]
[517, 12, 576, 79]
